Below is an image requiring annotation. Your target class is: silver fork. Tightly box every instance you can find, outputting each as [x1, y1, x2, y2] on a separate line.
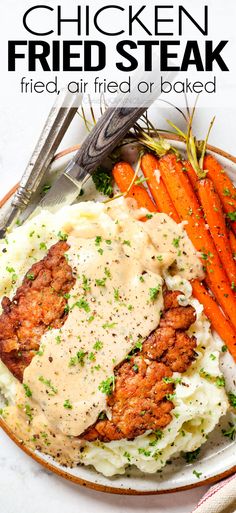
[0, 90, 82, 238]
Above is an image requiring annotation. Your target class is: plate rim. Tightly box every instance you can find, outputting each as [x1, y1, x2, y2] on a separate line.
[1, 137, 236, 495]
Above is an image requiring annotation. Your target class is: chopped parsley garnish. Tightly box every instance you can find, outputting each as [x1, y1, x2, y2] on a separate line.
[172, 237, 181, 248]
[6, 266, 15, 273]
[96, 278, 106, 287]
[216, 376, 225, 388]
[104, 267, 112, 279]
[42, 183, 51, 193]
[223, 187, 231, 196]
[23, 383, 32, 398]
[222, 422, 236, 441]
[123, 451, 131, 462]
[149, 286, 160, 301]
[63, 399, 73, 409]
[98, 411, 106, 420]
[38, 376, 58, 395]
[228, 392, 236, 408]
[98, 248, 103, 255]
[210, 353, 216, 361]
[221, 345, 228, 352]
[55, 335, 61, 344]
[88, 352, 95, 361]
[82, 275, 91, 292]
[227, 212, 236, 221]
[138, 448, 151, 457]
[25, 403, 33, 422]
[156, 255, 163, 262]
[183, 448, 201, 463]
[133, 363, 139, 373]
[73, 298, 90, 313]
[95, 236, 102, 246]
[105, 239, 112, 245]
[154, 429, 163, 440]
[57, 230, 68, 241]
[135, 339, 143, 350]
[102, 321, 116, 329]
[98, 375, 115, 395]
[93, 340, 103, 351]
[166, 393, 176, 401]
[163, 376, 182, 385]
[113, 288, 120, 301]
[6, 266, 18, 282]
[26, 273, 35, 281]
[36, 345, 45, 356]
[92, 166, 113, 197]
[146, 213, 153, 219]
[69, 350, 86, 367]
[39, 242, 47, 250]
[193, 470, 202, 478]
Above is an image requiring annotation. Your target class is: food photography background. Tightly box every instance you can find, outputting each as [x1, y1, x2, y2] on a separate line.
[1, 0, 236, 512]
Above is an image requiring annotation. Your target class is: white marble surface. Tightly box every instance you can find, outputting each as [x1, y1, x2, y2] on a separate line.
[0, 429, 208, 513]
[1, 54, 236, 513]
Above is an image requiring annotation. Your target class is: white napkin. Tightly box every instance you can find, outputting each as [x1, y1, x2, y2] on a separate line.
[192, 475, 236, 513]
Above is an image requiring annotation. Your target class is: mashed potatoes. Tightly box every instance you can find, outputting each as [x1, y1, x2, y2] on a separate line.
[0, 200, 228, 476]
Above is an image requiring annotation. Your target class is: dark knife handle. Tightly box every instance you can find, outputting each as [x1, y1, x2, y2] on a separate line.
[65, 105, 146, 179]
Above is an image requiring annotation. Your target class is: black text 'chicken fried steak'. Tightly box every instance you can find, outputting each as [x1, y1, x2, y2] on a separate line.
[82, 290, 197, 442]
[0, 241, 75, 381]
[0, 241, 197, 441]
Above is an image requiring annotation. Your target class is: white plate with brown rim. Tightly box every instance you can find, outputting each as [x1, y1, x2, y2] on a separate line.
[0, 137, 236, 495]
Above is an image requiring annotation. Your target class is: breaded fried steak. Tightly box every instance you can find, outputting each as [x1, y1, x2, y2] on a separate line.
[0, 241, 75, 381]
[82, 290, 197, 442]
[0, 244, 197, 441]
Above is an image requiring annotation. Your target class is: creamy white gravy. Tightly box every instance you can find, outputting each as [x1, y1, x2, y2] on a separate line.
[5, 200, 204, 465]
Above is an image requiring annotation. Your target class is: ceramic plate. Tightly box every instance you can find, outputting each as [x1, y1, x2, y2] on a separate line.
[0, 138, 236, 494]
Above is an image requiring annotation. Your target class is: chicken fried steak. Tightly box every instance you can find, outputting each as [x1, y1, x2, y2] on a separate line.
[0, 243, 197, 441]
[0, 241, 75, 381]
[82, 290, 197, 442]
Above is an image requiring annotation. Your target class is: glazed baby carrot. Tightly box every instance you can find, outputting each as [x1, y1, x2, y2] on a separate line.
[112, 161, 157, 213]
[191, 280, 236, 360]
[159, 153, 236, 332]
[204, 154, 236, 233]
[184, 159, 236, 284]
[197, 178, 236, 285]
[140, 153, 179, 223]
[229, 230, 236, 260]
